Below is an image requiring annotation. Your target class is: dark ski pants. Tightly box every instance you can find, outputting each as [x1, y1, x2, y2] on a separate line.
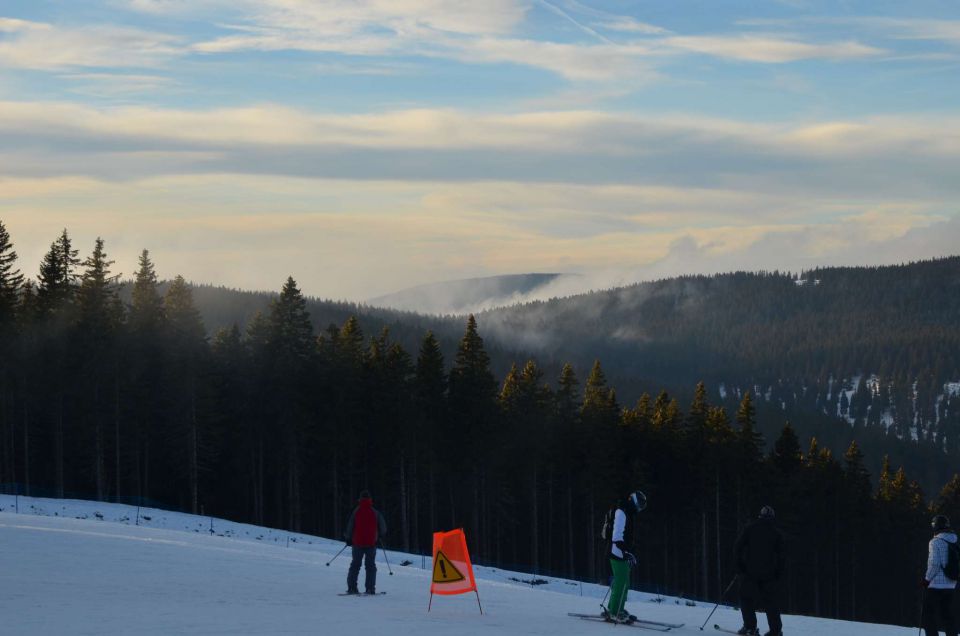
[923, 588, 957, 636]
[740, 576, 782, 634]
[347, 546, 377, 593]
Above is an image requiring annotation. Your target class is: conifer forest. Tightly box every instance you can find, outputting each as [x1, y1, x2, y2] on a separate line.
[0, 222, 958, 629]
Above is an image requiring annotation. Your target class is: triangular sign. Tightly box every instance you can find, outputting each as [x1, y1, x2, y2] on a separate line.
[432, 550, 466, 583]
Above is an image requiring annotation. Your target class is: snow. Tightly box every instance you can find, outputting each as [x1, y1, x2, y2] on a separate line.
[0, 495, 915, 635]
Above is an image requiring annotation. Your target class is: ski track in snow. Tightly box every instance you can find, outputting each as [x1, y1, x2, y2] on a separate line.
[0, 496, 916, 635]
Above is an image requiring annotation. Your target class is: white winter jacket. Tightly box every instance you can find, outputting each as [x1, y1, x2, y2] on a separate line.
[610, 509, 627, 558]
[925, 531, 958, 589]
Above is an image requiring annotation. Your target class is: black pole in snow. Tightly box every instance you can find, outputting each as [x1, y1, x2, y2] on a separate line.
[326, 543, 349, 567]
[378, 540, 393, 575]
[699, 575, 739, 631]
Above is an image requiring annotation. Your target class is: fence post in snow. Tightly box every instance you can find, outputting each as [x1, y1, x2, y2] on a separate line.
[136, 504, 140, 526]
[210, 516, 214, 535]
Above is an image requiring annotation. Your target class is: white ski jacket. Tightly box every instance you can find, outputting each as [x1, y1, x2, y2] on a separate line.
[925, 531, 958, 589]
[610, 509, 627, 558]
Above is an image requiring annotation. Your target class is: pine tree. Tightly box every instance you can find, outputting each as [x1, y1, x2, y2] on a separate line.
[78, 237, 122, 333]
[0, 220, 23, 329]
[128, 249, 164, 501]
[37, 229, 80, 319]
[130, 250, 163, 333]
[771, 422, 802, 475]
[447, 315, 497, 551]
[77, 237, 124, 501]
[555, 362, 581, 577]
[415, 330, 446, 545]
[736, 391, 763, 465]
[163, 275, 207, 515]
[266, 277, 314, 530]
[934, 474, 960, 527]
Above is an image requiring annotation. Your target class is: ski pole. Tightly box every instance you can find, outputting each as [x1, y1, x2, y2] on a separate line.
[699, 575, 739, 631]
[326, 544, 349, 567]
[918, 585, 926, 636]
[600, 584, 611, 610]
[379, 540, 393, 576]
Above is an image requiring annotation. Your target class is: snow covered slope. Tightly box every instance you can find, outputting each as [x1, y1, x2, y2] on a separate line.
[0, 496, 913, 635]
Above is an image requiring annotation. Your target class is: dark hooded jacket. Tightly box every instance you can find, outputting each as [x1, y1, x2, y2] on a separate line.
[735, 517, 785, 582]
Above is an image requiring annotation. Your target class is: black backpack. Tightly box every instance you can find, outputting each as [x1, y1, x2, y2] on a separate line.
[600, 507, 615, 544]
[941, 539, 960, 581]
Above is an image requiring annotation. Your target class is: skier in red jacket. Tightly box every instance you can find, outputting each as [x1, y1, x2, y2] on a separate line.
[344, 490, 387, 595]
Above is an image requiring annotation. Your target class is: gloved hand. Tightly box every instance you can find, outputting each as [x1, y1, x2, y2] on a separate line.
[920, 577, 930, 589]
[624, 552, 637, 566]
[614, 540, 626, 551]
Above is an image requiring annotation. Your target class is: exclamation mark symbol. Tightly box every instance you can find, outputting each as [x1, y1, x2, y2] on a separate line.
[440, 560, 447, 578]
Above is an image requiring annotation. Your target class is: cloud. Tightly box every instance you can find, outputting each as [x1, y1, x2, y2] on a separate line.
[3, 171, 955, 302]
[1, 101, 959, 209]
[178, 1, 885, 82]
[594, 17, 668, 35]
[739, 17, 960, 47]
[0, 18, 181, 70]
[660, 35, 883, 62]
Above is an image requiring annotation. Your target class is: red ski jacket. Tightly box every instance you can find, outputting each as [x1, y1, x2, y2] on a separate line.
[346, 498, 386, 548]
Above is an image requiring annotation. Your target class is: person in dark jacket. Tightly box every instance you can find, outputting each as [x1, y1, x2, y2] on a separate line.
[735, 505, 786, 636]
[921, 514, 958, 636]
[344, 490, 387, 595]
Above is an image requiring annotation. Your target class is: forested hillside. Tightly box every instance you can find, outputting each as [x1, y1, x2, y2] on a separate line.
[1, 223, 958, 629]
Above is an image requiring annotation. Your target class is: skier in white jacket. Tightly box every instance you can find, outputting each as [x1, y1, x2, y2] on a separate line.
[603, 491, 646, 623]
[922, 514, 958, 636]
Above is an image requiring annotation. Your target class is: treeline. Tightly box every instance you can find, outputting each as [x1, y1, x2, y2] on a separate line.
[1, 224, 958, 628]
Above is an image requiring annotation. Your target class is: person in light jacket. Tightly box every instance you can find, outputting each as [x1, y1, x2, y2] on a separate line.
[922, 514, 958, 636]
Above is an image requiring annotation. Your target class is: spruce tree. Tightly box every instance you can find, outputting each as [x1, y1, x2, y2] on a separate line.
[415, 330, 446, 544]
[736, 391, 763, 465]
[74, 238, 125, 501]
[266, 276, 314, 530]
[771, 422, 802, 475]
[447, 315, 497, 550]
[934, 474, 960, 527]
[0, 220, 23, 329]
[78, 237, 122, 333]
[163, 275, 207, 515]
[37, 229, 80, 319]
[130, 250, 163, 332]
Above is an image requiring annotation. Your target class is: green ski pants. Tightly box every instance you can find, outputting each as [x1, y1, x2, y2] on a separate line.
[607, 557, 631, 616]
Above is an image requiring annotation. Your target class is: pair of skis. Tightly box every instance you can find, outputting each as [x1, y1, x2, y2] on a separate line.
[567, 613, 684, 631]
[337, 591, 387, 596]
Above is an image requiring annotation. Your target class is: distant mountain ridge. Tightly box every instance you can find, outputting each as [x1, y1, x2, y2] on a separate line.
[366, 273, 578, 315]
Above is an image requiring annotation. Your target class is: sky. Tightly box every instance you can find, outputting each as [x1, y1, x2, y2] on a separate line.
[1, 0, 959, 300]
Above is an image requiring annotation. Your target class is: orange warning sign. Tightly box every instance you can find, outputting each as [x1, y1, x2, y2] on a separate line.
[430, 528, 478, 596]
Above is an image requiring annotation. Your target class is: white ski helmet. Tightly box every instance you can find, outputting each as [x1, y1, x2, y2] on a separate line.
[629, 491, 647, 512]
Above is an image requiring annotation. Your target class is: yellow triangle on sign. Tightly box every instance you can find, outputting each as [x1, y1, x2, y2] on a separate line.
[432, 550, 466, 583]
